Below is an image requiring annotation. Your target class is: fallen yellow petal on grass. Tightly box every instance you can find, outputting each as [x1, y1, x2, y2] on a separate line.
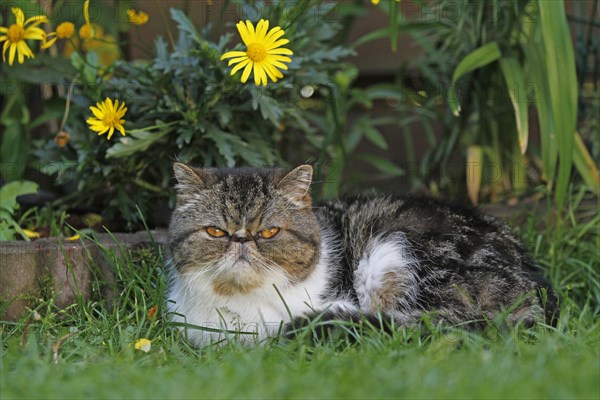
[67, 234, 81, 241]
[133, 338, 151, 353]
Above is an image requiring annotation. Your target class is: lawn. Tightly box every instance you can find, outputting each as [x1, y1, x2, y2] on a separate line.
[1, 193, 599, 400]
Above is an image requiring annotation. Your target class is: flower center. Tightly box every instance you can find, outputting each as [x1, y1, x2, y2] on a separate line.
[247, 43, 267, 62]
[102, 111, 119, 127]
[7, 24, 25, 42]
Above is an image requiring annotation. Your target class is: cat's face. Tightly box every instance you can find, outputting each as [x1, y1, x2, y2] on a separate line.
[168, 163, 321, 296]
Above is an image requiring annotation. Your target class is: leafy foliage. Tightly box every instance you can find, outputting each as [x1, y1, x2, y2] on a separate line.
[0, 181, 38, 240]
[371, 0, 599, 203]
[32, 3, 356, 229]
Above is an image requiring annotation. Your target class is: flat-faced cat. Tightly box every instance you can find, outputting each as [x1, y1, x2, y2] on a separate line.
[167, 163, 558, 346]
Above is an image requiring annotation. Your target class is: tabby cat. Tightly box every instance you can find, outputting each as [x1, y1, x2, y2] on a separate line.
[167, 163, 558, 346]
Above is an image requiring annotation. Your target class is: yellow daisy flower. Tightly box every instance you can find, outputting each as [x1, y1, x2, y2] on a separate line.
[79, 0, 95, 40]
[221, 19, 293, 86]
[86, 98, 127, 140]
[127, 9, 150, 26]
[0, 7, 48, 65]
[44, 22, 76, 48]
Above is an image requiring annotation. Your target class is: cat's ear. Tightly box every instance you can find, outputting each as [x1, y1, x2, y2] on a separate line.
[277, 165, 313, 207]
[173, 162, 206, 193]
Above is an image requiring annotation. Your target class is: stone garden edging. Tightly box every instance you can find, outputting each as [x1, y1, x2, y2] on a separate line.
[0, 230, 167, 321]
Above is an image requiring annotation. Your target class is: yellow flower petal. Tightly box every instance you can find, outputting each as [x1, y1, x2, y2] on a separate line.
[264, 62, 283, 80]
[231, 58, 250, 75]
[244, 20, 256, 41]
[236, 21, 251, 46]
[241, 61, 253, 83]
[8, 42, 17, 65]
[24, 15, 48, 28]
[22, 229, 40, 239]
[41, 37, 57, 49]
[263, 63, 278, 82]
[67, 234, 80, 241]
[24, 27, 46, 40]
[133, 338, 151, 353]
[270, 55, 292, 64]
[255, 19, 268, 39]
[12, 8, 25, 26]
[90, 106, 103, 119]
[221, 51, 247, 60]
[267, 39, 290, 50]
[267, 47, 293, 56]
[228, 56, 248, 66]
[265, 29, 285, 47]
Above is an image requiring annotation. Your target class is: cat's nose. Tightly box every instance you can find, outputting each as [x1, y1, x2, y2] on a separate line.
[231, 230, 252, 243]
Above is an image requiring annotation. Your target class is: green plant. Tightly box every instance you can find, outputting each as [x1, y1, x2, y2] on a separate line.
[368, 0, 599, 204]
[30, 2, 359, 228]
[0, 180, 38, 240]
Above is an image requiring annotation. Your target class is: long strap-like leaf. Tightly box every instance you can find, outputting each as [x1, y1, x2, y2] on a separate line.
[538, 0, 578, 207]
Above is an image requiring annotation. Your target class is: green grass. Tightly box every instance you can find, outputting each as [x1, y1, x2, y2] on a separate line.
[1, 191, 599, 400]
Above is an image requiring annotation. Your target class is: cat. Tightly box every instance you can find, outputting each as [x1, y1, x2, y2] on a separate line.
[166, 163, 558, 346]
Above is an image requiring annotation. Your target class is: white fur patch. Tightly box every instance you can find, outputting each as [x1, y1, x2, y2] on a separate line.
[167, 239, 333, 346]
[354, 233, 419, 313]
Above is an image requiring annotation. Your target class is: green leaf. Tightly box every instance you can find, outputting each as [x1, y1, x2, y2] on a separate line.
[308, 46, 356, 64]
[0, 180, 38, 214]
[257, 94, 283, 125]
[573, 133, 600, 193]
[499, 57, 529, 154]
[389, 0, 399, 52]
[523, 42, 557, 185]
[170, 8, 203, 44]
[358, 119, 388, 150]
[205, 125, 236, 167]
[106, 128, 172, 159]
[359, 155, 404, 177]
[353, 22, 441, 49]
[448, 42, 502, 116]
[365, 84, 406, 102]
[83, 51, 99, 84]
[538, 0, 578, 207]
[1, 107, 29, 181]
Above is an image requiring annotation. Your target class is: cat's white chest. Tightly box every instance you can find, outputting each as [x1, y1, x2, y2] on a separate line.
[168, 261, 329, 346]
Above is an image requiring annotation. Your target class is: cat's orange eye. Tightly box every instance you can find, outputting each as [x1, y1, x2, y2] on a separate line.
[258, 227, 280, 239]
[206, 227, 227, 238]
